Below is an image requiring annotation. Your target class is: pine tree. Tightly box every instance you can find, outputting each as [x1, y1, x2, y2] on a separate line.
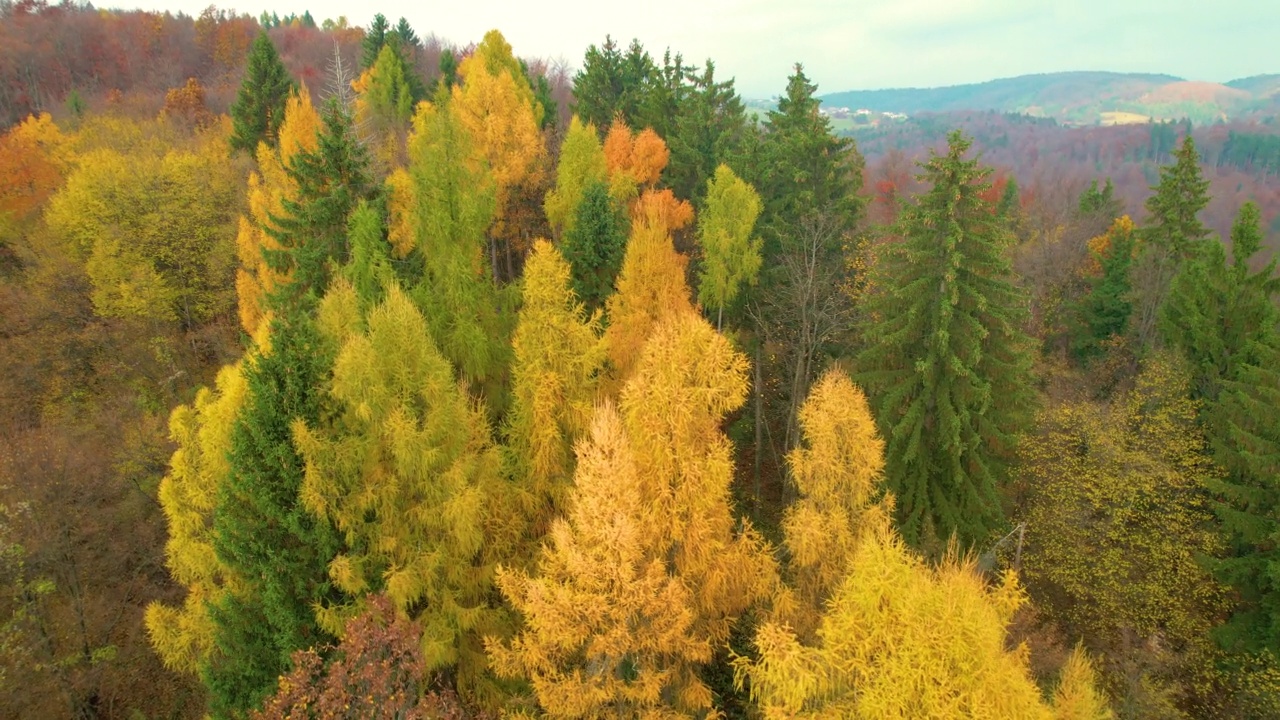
[997, 175, 1020, 221]
[668, 60, 747, 208]
[695, 164, 762, 329]
[265, 97, 373, 315]
[561, 179, 628, 314]
[1130, 135, 1212, 346]
[1073, 215, 1136, 360]
[229, 32, 297, 153]
[856, 130, 1035, 549]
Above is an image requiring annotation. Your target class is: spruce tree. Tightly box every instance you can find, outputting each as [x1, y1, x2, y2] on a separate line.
[1162, 202, 1280, 654]
[561, 179, 628, 314]
[229, 32, 296, 154]
[668, 60, 747, 208]
[1073, 216, 1136, 359]
[360, 14, 390, 70]
[856, 130, 1035, 549]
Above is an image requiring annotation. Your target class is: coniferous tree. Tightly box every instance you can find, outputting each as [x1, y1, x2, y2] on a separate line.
[696, 164, 762, 330]
[1073, 216, 1136, 360]
[997, 175, 1020, 221]
[1162, 202, 1280, 654]
[229, 32, 296, 153]
[1130, 136, 1212, 346]
[543, 115, 608, 238]
[561, 179, 628, 314]
[857, 131, 1035, 549]
[668, 59, 747, 208]
[360, 14, 390, 70]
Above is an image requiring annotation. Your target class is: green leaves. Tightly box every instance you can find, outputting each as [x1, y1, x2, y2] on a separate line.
[229, 32, 296, 154]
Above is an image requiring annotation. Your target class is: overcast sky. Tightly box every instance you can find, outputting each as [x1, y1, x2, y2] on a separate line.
[107, 0, 1276, 98]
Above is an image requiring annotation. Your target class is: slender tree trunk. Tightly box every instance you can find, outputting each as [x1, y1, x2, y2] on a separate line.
[754, 335, 764, 509]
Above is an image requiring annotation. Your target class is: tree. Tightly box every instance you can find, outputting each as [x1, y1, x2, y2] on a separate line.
[1019, 354, 1229, 715]
[668, 60, 747, 208]
[293, 281, 504, 702]
[603, 208, 695, 379]
[205, 313, 343, 717]
[543, 115, 608, 238]
[696, 164, 762, 329]
[229, 31, 296, 153]
[561, 180, 628, 315]
[359, 13, 389, 70]
[572, 36, 655, 131]
[491, 313, 777, 717]
[857, 131, 1035, 549]
[1073, 216, 1136, 360]
[1130, 136, 1212, 347]
[504, 239, 605, 552]
[392, 98, 508, 391]
[235, 89, 320, 335]
[352, 43, 416, 167]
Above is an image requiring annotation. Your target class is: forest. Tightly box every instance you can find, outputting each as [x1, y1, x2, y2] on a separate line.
[2, 3, 1280, 719]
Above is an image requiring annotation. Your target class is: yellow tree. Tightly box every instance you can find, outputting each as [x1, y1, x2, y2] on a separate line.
[45, 139, 240, 327]
[492, 312, 777, 717]
[504, 239, 605, 554]
[738, 370, 1112, 719]
[696, 164, 763, 329]
[543, 115, 608, 238]
[145, 361, 249, 674]
[292, 280, 505, 702]
[235, 88, 320, 334]
[776, 369, 890, 639]
[352, 43, 416, 170]
[452, 29, 547, 261]
[603, 212, 695, 379]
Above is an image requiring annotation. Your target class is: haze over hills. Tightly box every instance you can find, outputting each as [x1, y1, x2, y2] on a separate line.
[820, 71, 1280, 125]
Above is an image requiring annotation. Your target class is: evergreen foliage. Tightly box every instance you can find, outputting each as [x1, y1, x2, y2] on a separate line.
[229, 32, 296, 154]
[543, 115, 608, 238]
[1073, 216, 1136, 359]
[857, 130, 1035, 549]
[560, 179, 628, 314]
[360, 14, 390, 70]
[668, 60, 747, 208]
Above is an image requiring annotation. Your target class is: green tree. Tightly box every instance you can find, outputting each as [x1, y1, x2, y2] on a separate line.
[668, 60, 747, 208]
[857, 131, 1036, 549]
[543, 115, 608, 238]
[1078, 178, 1121, 218]
[229, 32, 296, 153]
[696, 164, 762, 329]
[1130, 136, 1212, 346]
[571, 36, 654, 131]
[360, 14, 390, 70]
[1073, 216, 1136, 360]
[561, 179, 628, 315]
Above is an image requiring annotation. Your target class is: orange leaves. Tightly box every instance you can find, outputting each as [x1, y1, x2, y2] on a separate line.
[160, 78, 214, 129]
[1080, 215, 1136, 278]
[0, 113, 69, 224]
[604, 119, 670, 190]
[634, 188, 694, 233]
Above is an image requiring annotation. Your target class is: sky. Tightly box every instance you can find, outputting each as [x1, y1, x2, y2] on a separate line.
[107, 0, 1277, 98]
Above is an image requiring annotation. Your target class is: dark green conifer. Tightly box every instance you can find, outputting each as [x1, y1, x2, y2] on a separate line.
[1073, 218, 1135, 359]
[857, 131, 1036, 549]
[668, 60, 747, 208]
[561, 179, 628, 314]
[229, 32, 296, 153]
[360, 14, 390, 70]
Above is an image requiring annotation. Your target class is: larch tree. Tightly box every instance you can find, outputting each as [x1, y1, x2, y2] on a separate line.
[492, 313, 777, 717]
[229, 31, 296, 153]
[145, 363, 249, 677]
[603, 208, 695, 379]
[503, 239, 605, 554]
[393, 98, 509, 393]
[293, 281, 505, 703]
[235, 89, 320, 335]
[696, 163, 762, 330]
[856, 130, 1036, 550]
[543, 115, 608, 238]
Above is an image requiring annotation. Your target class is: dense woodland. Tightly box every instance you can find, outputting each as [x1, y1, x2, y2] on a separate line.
[2, 4, 1280, 719]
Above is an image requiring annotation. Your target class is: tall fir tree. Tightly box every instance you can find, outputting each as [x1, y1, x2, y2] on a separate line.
[668, 59, 747, 208]
[857, 131, 1035, 549]
[229, 32, 296, 154]
[360, 13, 390, 70]
[1130, 135, 1212, 346]
[1163, 202, 1280, 654]
[543, 115, 608, 238]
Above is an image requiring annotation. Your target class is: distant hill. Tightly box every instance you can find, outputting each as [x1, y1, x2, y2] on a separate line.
[821, 71, 1274, 125]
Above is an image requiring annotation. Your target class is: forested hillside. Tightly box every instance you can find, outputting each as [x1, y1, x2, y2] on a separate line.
[2, 6, 1280, 719]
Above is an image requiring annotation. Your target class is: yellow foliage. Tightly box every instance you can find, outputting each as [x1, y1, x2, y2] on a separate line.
[235, 89, 319, 334]
[145, 362, 248, 674]
[0, 112, 71, 223]
[505, 239, 605, 550]
[603, 218, 695, 379]
[1053, 646, 1116, 720]
[1080, 215, 1137, 278]
[602, 120, 672, 208]
[294, 281, 504, 699]
[494, 313, 777, 716]
[780, 369, 891, 638]
[384, 168, 417, 258]
[543, 115, 608, 237]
